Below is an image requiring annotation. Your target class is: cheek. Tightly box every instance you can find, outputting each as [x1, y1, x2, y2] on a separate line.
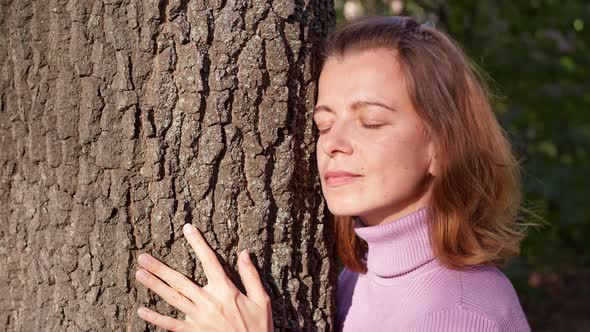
[367, 130, 429, 180]
[316, 143, 328, 177]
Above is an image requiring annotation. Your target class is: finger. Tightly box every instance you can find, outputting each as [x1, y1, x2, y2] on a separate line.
[183, 223, 231, 285]
[135, 268, 197, 316]
[137, 306, 189, 332]
[238, 249, 271, 308]
[137, 253, 202, 303]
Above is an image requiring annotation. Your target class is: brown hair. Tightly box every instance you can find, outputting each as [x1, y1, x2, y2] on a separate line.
[321, 16, 528, 273]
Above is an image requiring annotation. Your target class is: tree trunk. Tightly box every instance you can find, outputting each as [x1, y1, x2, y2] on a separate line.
[0, 0, 336, 330]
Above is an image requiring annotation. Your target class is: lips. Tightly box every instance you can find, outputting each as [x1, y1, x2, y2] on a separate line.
[324, 170, 362, 187]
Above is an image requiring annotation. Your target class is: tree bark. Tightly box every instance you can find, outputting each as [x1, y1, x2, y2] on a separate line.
[0, 0, 336, 330]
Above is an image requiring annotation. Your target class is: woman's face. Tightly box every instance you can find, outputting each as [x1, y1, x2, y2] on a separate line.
[315, 48, 436, 226]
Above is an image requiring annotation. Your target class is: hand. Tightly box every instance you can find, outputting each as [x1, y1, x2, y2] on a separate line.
[135, 223, 273, 332]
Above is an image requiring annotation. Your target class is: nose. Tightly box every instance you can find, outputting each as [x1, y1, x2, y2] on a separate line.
[319, 120, 353, 157]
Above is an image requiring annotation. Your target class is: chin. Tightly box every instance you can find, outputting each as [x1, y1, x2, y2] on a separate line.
[324, 198, 366, 217]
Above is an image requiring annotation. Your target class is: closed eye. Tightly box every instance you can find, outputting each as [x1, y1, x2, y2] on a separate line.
[362, 124, 384, 129]
[317, 123, 384, 135]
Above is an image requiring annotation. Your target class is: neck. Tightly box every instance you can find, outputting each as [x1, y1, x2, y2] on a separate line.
[354, 206, 434, 280]
[357, 181, 432, 227]
[356, 201, 429, 227]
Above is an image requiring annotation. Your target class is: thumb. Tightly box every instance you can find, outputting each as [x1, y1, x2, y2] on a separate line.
[238, 249, 270, 307]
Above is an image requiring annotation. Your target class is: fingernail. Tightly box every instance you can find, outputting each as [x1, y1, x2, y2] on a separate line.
[136, 269, 147, 280]
[138, 253, 150, 266]
[241, 249, 250, 264]
[137, 307, 147, 317]
[183, 223, 195, 234]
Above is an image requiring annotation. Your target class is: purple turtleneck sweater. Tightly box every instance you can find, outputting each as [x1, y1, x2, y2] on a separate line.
[336, 207, 530, 331]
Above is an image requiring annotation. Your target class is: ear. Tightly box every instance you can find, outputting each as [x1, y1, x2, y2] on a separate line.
[426, 140, 437, 177]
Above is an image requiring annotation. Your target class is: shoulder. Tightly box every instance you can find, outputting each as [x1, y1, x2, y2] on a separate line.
[405, 305, 501, 332]
[405, 265, 530, 331]
[335, 267, 361, 331]
[336, 267, 359, 300]
[337, 266, 365, 292]
[457, 265, 517, 301]
[459, 266, 528, 323]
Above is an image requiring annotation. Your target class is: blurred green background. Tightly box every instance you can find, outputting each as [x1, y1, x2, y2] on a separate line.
[333, 1, 590, 330]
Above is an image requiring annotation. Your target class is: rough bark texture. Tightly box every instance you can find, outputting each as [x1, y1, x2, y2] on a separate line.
[0, 0, 336, 331]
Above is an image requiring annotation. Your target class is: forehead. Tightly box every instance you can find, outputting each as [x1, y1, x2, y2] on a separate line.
[317, 49, 407, 103]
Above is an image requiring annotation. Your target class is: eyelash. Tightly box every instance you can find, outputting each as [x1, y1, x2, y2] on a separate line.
[317, 123, 383, 134]
[363, 124, 383, 129]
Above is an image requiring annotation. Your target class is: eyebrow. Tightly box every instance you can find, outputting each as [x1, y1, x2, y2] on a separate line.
[313, 100, 397, 115]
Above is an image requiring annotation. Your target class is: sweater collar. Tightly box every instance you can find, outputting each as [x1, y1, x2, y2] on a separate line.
[353, 207, 434, 279]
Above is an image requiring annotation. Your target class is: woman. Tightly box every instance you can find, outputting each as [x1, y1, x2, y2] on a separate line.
[134, 16, 530, 331]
